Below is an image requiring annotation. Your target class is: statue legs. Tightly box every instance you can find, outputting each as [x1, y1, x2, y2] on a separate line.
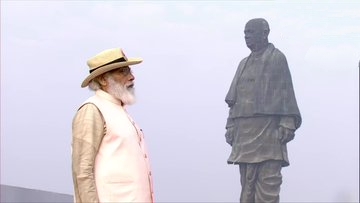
[239, 160, 282, 203]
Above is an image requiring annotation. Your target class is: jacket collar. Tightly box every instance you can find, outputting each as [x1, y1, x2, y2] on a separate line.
[95, 89, 123, 106]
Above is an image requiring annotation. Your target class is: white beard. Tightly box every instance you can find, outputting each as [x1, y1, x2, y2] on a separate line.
[106, 77, 136, 105]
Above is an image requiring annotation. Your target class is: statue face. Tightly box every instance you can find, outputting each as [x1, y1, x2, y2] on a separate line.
[244, 20, 267, 51]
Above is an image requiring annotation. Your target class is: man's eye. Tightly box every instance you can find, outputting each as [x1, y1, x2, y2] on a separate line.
[117, 67, 130, 75]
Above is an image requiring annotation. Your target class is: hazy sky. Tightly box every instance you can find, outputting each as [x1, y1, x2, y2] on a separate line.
[1, 1, 359, 202]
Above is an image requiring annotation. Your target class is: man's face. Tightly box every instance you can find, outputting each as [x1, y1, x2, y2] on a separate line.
[244, 21, 266, 51]
[104, 66, 136, 105]
[108, 66, 135, 89]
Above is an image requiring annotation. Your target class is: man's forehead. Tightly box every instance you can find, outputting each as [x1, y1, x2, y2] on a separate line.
[115, 66, 130, 71]
[107, 66, 130, 74]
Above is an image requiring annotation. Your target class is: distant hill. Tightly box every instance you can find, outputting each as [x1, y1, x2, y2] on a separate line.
[0, 184, 73, 202]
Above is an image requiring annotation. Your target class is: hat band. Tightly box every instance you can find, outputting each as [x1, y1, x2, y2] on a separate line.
[89, 57, 127, 73]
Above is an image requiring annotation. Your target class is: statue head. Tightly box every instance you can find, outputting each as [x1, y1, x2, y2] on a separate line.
[244, 18, 270, 52]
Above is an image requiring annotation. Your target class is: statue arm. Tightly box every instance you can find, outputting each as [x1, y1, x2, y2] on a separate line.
[225, 112, 235, 146]
[279, 116, 296, 144]
[279, 116, 295, 130]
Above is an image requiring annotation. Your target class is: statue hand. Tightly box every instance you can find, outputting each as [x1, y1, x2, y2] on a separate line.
[279, 126, 295, 144]
[225, 127, 234, 146]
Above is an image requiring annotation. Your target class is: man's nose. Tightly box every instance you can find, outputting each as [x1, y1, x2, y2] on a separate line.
[129, 72, 135, 81]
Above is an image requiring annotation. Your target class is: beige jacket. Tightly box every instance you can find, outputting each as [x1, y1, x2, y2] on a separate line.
[72, 90, 154, 202]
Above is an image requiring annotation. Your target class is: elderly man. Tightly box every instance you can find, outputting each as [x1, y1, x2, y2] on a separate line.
[225, 18, 302, 203]
[72, 48, 154, 202]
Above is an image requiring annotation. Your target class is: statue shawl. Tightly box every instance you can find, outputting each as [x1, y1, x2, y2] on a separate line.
[225, 43, 302, 129]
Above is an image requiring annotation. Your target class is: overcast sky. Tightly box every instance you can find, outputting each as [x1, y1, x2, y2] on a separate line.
[1, 1, 359, 202]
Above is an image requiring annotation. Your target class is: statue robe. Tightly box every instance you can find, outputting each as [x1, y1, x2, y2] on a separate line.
[225, 43, 302, 166]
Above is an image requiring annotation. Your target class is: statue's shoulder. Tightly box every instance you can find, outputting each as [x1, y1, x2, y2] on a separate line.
[239, 56, 248, 65]
[269, 45, 290, 70]
[271, 45, 287, 60]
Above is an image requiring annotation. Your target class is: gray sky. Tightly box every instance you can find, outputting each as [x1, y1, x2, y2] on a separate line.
[1, 1, 359, 202]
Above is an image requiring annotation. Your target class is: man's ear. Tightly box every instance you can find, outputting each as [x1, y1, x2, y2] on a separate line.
[97, 75, 107, 86]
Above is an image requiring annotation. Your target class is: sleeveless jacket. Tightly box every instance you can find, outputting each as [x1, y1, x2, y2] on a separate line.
[72, 90, 154, 202]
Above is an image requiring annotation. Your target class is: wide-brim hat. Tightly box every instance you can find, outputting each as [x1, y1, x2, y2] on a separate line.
[81, 48, 142, 87]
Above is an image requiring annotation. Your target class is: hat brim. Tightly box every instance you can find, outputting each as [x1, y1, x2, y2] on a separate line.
[81, 58, 142, 88]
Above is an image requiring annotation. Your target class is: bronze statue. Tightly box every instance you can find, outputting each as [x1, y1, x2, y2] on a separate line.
[225, 18, 302, 203]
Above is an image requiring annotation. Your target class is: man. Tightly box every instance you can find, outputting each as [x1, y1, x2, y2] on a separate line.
[72, 48, 154, 202]
[225, 18, 302, 203]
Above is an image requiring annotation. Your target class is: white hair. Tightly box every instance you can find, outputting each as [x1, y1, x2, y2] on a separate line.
[88, 79, 101, 91]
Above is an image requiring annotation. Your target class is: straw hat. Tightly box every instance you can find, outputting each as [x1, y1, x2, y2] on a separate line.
[81, 48, 142, 87]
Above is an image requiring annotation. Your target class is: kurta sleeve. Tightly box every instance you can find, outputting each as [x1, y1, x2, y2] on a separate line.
[72, 103, 105, 203]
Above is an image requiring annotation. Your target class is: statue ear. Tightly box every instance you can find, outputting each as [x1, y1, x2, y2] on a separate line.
[264, 29, 270, 37]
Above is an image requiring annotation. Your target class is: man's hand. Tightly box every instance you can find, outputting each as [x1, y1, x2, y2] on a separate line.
[279, 126, 295, 144]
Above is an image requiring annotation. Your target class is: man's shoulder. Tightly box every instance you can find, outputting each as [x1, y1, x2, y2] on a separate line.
[76, 102, 101, 117]
[82, 93, 103, 106]
[75, 92, 103, 112]
[72, 102, 103, 126]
